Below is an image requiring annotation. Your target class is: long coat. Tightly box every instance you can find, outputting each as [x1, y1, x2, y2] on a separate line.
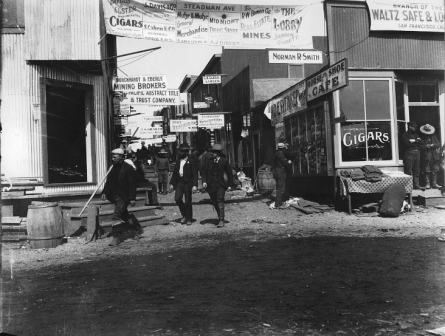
[420, 134, 440, 161]
[170, 156, 198, 188]
[102, 161, 137, 204]
[202, 157, 233, 189]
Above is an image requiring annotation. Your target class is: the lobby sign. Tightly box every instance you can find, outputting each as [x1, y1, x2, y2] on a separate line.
[306, 58, 348, 102]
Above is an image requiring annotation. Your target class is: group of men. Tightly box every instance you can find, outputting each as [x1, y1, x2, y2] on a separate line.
[101, 142, 233, 246]
[402, 121, 443, 192]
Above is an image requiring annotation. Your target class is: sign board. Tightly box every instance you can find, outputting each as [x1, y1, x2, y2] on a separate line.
[163, 135, 177, 142]
[142, 116, 163, 122]
[194, 102, 210, 109]
[139, 127, 163, 135]
[115, 89, 180, 106]
[367, 1, 444, 32]
[144, 138, 164, 145]
[268, 50, 323, 64]
[114, 116, 128, 125]
[113, 75, 167, 92]
[306, 58, 348, 102]
[198, 114, 225, 128]
[170, 119, 198, 132]
[203, 75, 221, 84]
[264, 80, 307, 126]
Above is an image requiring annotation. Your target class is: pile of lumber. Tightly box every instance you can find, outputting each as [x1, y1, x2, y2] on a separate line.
[2, 216, 27, 242]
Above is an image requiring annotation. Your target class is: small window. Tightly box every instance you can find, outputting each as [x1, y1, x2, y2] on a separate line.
[408, 84, 438, 103]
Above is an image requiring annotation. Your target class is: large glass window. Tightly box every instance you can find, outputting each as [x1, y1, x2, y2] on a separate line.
[339, 79, 392, 162]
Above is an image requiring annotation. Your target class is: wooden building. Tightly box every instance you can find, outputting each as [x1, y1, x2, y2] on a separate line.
[1, 0, 116, 212]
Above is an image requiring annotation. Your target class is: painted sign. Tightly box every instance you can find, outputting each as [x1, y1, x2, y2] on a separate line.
[264, 80, 307, 126]
[144, 137, 164, 145]
[306, 58, 348, 102]
[139, 127, 163, 135]
[268, 50, 323, 64]
[198, 114, 225, 128]
[203, 75, 221, 84]
[367, 1, 444, 32]
[163, 134, 177, 142]
[102, 1, 314, 49]
[170, 119, 198, 132]
[194, 102, 210, 108]
[142, 116, 164, 122]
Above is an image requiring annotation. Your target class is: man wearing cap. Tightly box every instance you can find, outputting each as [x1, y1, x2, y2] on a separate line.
[402, 121, 423, 189]
[202, 143, 233, 228]
[169, 142, 199, 225]
[419, 124, 441, 189]
[102, 148, 138, 246]
[273, 142, 293, 209]
[155, 148, 170, 194]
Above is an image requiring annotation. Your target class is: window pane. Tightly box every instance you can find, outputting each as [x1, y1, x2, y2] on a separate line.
[420, 84, 438, 102]
[366, 121, 392, 161]
[395, 81, 405, 121]
[408, 84, 421, 102]
[339, 80, 364, 120]
[341, 122, 367, 162]
[365, 80, 390, 120]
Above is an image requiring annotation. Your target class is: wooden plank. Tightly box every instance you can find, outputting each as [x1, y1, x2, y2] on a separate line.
[1, 205, 14, 217]
[2, 234, 27, 242]
[1, 217, 22, 224]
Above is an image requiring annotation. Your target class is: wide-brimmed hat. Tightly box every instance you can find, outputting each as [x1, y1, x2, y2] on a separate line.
[420, 124, 435, 135]
[210, 143, 222, 151]
[277, 143, 286, 148]
[178, 142, 190, 151]
[111, 148, 124, 155]
[159, 149, 167, 154]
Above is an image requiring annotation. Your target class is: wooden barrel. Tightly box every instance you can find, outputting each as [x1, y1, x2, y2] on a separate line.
[27, 202, 64, 249]
[258, 171, 276, 192]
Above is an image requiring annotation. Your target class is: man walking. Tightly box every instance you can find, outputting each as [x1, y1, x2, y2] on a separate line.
[102, 148, 138, 246]
[273, 142, 292, 209]
[155, 148, 170, 194]
[202, 143, 233, 228]
[169, 142, 198, 226]
[402, 121, 423, 189]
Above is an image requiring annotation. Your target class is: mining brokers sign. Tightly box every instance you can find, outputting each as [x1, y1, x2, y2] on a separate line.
[113, 75, 180, 105]
[306, 59, 348, 102]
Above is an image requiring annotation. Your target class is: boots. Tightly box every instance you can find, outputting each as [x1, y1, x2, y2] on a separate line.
[217, 202, 225, 228]
[424, 174, 431, 189]
[413, 176, 421, 190]
[163, 183, 168, 195]
[431, 173, 442, 189]
[158, 183, 163, 194]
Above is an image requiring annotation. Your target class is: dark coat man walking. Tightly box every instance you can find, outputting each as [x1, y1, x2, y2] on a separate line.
[169, 142, 199, 225]
[402, 121, 423, 189]
[202, 143, 233, 228]
[102, 148, 138, 246]
[273, 142, 292, 209]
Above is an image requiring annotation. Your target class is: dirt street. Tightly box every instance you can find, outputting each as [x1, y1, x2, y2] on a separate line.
[2, 190, 445, 336]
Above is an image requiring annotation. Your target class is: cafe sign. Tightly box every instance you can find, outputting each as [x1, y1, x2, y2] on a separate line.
[306, 58, 348, 102]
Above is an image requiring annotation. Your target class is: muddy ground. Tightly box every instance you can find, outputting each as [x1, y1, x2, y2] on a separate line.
[2, 190, 445, 336]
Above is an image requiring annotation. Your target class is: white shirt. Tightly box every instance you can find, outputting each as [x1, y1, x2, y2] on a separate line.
[179, 157, 188, 177]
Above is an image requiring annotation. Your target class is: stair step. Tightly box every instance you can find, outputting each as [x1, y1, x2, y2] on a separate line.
[60, 196, 146, 209]
[2, 234, 27, 242]
[100, 215, 166, 228]
[1, 216, 22, 225]
[2, 224, 27, 233]
[71, 205, 160, 219]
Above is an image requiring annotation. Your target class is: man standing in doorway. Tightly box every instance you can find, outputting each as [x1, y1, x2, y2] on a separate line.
[102, 148, 138, 246]
[402, 121, 423, 189]
[202, 143, 233, 228]
[170, 142, 198, 225]
[419, 124, 442, 189]
[273, 142, 292, 209]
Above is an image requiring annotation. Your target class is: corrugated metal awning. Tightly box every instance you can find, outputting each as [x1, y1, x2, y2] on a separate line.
[252, 78, 302, 107]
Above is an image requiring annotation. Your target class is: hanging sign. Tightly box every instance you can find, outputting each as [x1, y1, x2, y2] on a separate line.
[102, 1, 314, 49]
[306, 58, 348, 102]
[367, 1, 444, 32]
[198, 114, 225, 128]
[203, 75, 221, 84]
[170, 119, 198, 132]
[194, 102, 210, 108]
[139, 127, 163, 135]
[268, 50, 323, 64]
[142, 116, 164, 122]
[163, 134, 177, 142]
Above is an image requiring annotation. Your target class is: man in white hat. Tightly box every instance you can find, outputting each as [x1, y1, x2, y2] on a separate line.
[102, 148, 138, 246]
[272, 142, 293, 209]
[202, 143, 233, 228]
[419, 124, 441, 189]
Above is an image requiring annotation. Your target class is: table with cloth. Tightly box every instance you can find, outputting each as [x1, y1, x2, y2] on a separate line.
[339, 171, 413, 214]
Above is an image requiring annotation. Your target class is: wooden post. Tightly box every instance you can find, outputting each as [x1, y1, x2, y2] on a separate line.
[87, 205, 99, 241]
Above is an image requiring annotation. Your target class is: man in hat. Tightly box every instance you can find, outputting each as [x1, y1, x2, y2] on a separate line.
[402, 121, 423, 189]
[280, 139, 296, 203]
[169, 142, 199, 225]
[155, 148, 170, 194]
[273, 142, 293, 209]
[102, 148, 138, 246]
[127, 152, 160, 205]
[419, 124, 441, 189]
[202, 143, 233, 228]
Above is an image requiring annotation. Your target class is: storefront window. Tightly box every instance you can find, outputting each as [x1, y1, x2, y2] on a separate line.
[287, 105, 327, 175]
[339, 79, 392, 162]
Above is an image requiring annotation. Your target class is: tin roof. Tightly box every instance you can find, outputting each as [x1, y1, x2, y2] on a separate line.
[252, 78, 302, 107]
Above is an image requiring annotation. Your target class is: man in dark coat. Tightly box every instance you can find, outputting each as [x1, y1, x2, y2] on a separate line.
[419, 124, 442, 189]
[402, 121, 423, 189]
[127, 153, 159, 205]
[102, 148, 137, 246]
[273, 142, 292, 209]
[202, 143, 233, 228]
[169, 142, 198, 225]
